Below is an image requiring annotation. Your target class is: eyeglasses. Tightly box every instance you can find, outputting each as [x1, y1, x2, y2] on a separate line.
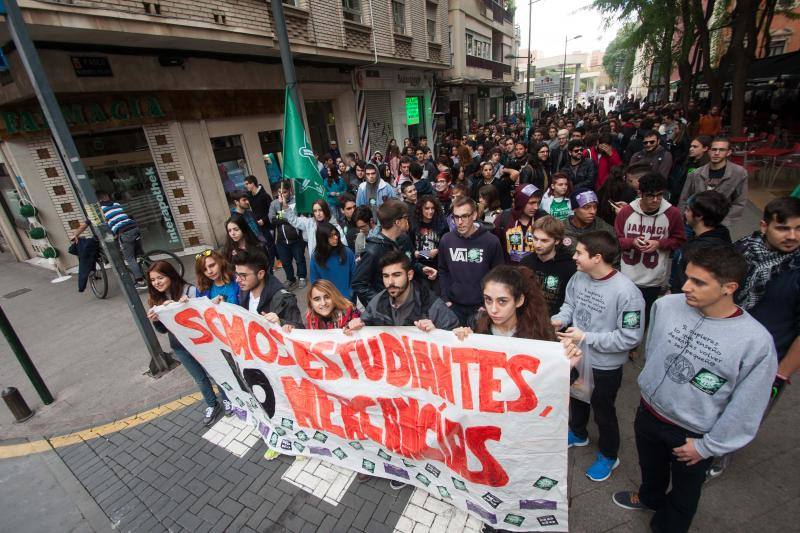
[235, 271, 254, 280]
[452, 213, 474, 222]
[643, 192, 665, 200]
[195, 249, 213, 260]
[643, 140, 658, 145]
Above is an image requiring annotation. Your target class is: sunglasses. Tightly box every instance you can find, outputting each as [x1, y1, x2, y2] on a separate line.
[195, 249, 213, 260]
[643, 140, 658, 145]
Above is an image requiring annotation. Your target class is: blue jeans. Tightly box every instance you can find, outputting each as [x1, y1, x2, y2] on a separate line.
[276, 240, 307, 282]
[118, 227, 142, 280]
[173, 345, 228, 407]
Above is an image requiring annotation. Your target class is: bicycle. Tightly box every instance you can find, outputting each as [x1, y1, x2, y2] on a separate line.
[89, 237, 184, 299]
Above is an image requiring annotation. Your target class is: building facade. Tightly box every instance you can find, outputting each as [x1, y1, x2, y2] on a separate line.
[0, 0, 450, 268]
[438, 0, 516, 133]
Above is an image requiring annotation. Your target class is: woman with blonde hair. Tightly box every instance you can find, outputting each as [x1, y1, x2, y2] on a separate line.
[283, 279, 360, 332]
[194, 249, 240, 304]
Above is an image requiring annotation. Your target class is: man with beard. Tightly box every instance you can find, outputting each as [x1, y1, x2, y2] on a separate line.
[629, 130, 673, 181]
[356, 163, 396, 220]
[560, 139, 598, 191]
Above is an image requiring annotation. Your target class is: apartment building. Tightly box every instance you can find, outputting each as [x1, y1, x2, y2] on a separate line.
[0, 0, 449, 267]
[439, 0, 516, 133]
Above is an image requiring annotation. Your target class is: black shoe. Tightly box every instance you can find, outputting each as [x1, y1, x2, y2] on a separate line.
[286, 279, 298, 290]
[203, 403, 222, 426]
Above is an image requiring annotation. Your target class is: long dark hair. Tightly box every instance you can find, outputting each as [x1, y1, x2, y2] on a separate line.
[147, 260, 188, 306]
[224, 214, 260, 260]
[414, 194, 444, 226]
[313, 222, 346, 266]
[475, 265, 555, 341]
[312, 199, 333, 222]
[597, 165, 628, 225]
[325, 164, 341, 187]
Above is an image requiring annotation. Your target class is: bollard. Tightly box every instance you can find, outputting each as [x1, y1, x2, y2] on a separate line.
[2, 387, 34, 422]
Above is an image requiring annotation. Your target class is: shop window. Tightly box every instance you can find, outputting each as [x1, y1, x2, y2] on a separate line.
[211, 135, 250, 194]
[392, 0, 405, 33]
[259, 130, 284, 191]
[342, 0, 361, 23]
[767, 40, 786, 57]
[0, 165, 28, 230]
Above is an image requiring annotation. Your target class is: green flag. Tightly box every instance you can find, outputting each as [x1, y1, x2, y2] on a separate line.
[524, 101, 532, 131]
[282, 87, 325, 213]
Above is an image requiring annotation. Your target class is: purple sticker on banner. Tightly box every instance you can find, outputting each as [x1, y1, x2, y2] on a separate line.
[309, 446, 332, 456]
[466, 500, 497, 523]
[384, 463, 410, 479]
[521, 183, 539, 197]
[232, 407, 248, 421]
[574, 190, 599, 207]
[257, 422, 271, 439]
[520, 499, 557, 510]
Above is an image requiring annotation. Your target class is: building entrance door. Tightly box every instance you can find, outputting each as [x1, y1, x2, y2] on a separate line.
[305, 100, 337, 156]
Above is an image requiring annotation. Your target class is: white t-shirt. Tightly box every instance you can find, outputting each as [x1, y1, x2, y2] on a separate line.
[248, 295, 261, 315]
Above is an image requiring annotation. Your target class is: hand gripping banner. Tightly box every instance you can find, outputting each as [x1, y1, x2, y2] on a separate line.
[156, 299, 570, 531]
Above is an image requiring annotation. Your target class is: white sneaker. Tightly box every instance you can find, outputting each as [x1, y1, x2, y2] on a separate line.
[298, 278, 307, 289]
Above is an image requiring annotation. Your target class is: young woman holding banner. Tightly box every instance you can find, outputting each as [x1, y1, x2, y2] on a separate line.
[281, 279, 360, 332]
[145, 260, 231, 427]
[454, 264, 582, 364]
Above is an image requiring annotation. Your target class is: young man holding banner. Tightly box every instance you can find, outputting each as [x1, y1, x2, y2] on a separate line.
[233, 250, 303, 330]
[552, 231, 645, 482]
[348, 249, 459, 488]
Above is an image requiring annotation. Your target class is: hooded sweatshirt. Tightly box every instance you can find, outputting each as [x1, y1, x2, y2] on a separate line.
[671, 225, 732, 293]
[638, 294, 777, 458]
[438, 225, 505, 306]
[521, 247, 578, 315]
[552, 270, 645, 370]
[493, 184, 546, 263]
[615, 198, 686, 287]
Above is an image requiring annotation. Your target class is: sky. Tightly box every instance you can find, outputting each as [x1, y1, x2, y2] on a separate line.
[514, 0, 624, 59]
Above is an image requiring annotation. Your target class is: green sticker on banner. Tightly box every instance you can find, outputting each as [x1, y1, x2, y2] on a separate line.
[377, 449, 391, 461]
[533, 476, 558, 490]
[281, 418, 294, 430]
[295, 431, 309, 442]
[452, 477, 467, 491]
[273, 426, 286, 436]
[504, 514, 525, 527]
[293, 441, 305, 453]
[402, 459, 416, 468]
[313, 431, 328, 443]
[349, 441, 364, 450]
[437, 486, 452, 499]
[269, 432, 278, 446]
[416, 473, 430, 486]
[333, 448, 347, 460]
[362, 459, 375, 473]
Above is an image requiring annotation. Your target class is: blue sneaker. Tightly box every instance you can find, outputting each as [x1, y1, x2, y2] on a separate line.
[586, 452, 620, 481]
[568, 430, 589, 448]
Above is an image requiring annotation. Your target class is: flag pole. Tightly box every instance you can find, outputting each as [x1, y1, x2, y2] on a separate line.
[271, 0, 301, 113]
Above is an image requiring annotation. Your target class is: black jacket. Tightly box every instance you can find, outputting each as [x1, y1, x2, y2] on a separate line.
[521, 247, 577, 315]
[361, 281, 459, 330]
[352, 232, 423, 306]
[671, 225, 732, 293]
[248, 186, 273, 229]
[559, 157, 597, 190]
[239, 275, 303, 328]
[549, 145, 569, 173]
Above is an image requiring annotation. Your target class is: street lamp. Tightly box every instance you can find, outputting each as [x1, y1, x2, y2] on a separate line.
[505, 0, 542, 133]
[560, 34, 582, 110]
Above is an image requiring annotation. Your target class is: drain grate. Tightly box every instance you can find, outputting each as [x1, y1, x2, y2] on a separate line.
[3, 288, 31, 299]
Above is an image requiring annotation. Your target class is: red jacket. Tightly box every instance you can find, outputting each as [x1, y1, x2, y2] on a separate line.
[589, 147, 622, 189]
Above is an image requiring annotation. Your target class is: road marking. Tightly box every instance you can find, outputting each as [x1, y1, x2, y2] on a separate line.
[394, 488, 483, 533]
[282, 456, 355, 506]
[0, 393, 201, 459]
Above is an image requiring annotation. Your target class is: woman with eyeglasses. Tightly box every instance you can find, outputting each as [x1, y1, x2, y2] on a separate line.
[530, 141, 552, 190]
[145, 260, 231, 426]
[195, 249, 240, 304]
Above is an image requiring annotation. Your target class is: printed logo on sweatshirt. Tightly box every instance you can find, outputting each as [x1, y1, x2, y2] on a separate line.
[691, 368, 727, 395]
[575, 308, 592, 329]
[449, 247, 484, 263]
[665, 353, 696, 384]
[622, 311, 641, 329]
[543, 275, 560, 291]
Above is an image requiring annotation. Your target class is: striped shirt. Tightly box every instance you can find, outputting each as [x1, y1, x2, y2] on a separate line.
[100, 202, 136, 235]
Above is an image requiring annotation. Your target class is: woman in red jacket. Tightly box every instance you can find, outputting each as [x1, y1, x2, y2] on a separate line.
[592, 132, 623, 189]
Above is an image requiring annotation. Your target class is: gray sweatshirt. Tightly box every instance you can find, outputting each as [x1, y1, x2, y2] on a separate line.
[551, 270, 645, 370]
[638, 294, 777, 458]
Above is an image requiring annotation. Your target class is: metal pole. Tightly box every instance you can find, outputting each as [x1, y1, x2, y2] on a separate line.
[271, 0, 301, 114]
[560, 35, 567, 110]
[0, 304, 54, 404]
[3, 0, 176, 376]
[525, 0, 532, 134]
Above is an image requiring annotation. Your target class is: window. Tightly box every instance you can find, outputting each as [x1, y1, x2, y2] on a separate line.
[466, 31, 491, 60]
[426, 2, 437, 41]
[342, 0, 361, 23]
[211, 135, 250, 194]
[259, 131, 283, 188]
[392, 0, 405, 34]
[282, 0, 298, 6]
[767, 40, 786, 57]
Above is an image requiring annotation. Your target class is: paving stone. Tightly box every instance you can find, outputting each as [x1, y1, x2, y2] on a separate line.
[228, 508, 254, 532]
[188, 487, 215, 514]
[197, 505, 224, 525]
[265, 492, 294, 522]
[176, 511, 203, 530]
[204, 474, 227, 492]
[319, 514, 339, 532]
[283, 512, 307, 533]
[298, 504, 325, 525]
[218, 497, 244, 517]
[352, 500, 377, 530]
[211, 513, 235, 532]
[238, 490, 263, 511]
[166, 484, 191, 503]
[246, 499, 274, 529]
[184, 478, 208, 498]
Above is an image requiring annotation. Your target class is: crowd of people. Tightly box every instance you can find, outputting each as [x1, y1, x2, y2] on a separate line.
[138, 101, 798, 533]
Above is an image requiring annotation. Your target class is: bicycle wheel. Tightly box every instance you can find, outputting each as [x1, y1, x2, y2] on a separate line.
[141, 249, 184, 278]
[89, 260, 109, 299]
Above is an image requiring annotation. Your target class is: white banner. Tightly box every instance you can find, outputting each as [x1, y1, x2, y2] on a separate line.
[156, 299, 570, 531]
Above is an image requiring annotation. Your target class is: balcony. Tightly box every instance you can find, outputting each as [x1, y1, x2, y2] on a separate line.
[466, 55, 512, 80]
[482, 0, 514, 24]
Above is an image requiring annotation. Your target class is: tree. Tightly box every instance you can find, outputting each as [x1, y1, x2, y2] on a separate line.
[603, 25, 636, 91]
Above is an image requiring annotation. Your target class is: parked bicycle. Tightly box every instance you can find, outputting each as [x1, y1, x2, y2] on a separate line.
[89, 237, 184, 299]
